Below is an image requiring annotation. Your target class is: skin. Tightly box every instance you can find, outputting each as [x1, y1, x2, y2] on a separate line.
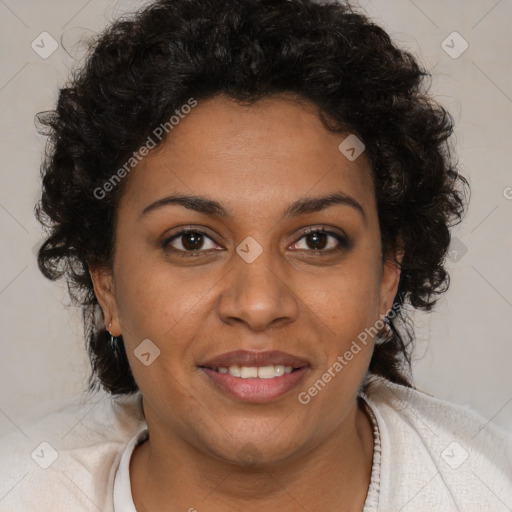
[90, 92, 401, 512]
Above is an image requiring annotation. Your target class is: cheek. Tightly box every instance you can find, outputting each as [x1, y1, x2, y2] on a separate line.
[306, 258, 382, 333]
[293, 261, 381, 426]
[114, 253, 214, 335]
[113, 259, 222, 393]
[115, 266, 206, 405]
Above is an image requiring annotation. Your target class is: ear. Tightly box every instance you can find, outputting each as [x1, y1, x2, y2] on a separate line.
[379, 247, 403, 317]
[89, 265, 122, 336]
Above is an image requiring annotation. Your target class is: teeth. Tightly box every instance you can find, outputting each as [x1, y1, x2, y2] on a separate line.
[228, 366, 241, 377]
[218, 365, 295, 378]
[240, 366, 258, 378]
[257, 366, 277, 379]
[274, 365, 284, 376]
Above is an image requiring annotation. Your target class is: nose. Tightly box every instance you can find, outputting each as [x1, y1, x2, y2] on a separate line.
[216, 246, 300, 332]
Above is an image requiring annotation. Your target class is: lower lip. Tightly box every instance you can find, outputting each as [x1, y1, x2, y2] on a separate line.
[200, 367, 309, 403]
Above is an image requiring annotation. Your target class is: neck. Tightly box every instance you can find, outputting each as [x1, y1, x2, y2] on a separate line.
[130, 399, 374, 512]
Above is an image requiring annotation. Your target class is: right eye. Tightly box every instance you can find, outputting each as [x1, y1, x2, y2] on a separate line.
[161, 228, 222, 255]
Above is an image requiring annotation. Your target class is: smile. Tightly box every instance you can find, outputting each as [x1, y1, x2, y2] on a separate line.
[208, 364, 295, 378]
[198, 349, 311, 402]
[199, 365, 309, 403]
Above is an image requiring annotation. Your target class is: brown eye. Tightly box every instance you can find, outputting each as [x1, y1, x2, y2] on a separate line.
[291, 228, 350, 253]
[181, 232, 205, 250]
[305, 231, 329, 250]
[162, 229, 220, 253]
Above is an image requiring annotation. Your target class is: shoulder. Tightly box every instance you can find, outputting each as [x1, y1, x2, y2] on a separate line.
[362, 376, 512, 512]
[0, 391, 145, 512]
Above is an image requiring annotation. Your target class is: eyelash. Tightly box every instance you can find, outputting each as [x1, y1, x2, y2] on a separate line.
[161, 226, 350, 257]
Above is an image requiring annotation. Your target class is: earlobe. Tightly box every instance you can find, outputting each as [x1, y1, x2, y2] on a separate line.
[89, 265, 121, 335]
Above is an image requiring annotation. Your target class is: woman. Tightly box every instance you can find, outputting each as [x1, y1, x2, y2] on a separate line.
[1, 0, 511, 510]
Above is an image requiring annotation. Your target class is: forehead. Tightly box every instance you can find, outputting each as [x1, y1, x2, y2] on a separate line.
[120, 93, 375, 220]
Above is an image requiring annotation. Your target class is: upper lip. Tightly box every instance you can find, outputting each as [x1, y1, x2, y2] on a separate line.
[199, 350, 310, 369]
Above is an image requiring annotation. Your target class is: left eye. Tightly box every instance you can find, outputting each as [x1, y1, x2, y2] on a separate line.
[290, 229, 347, 252]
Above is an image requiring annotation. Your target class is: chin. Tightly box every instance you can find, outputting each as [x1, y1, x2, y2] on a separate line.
[200, 427, 308, 468]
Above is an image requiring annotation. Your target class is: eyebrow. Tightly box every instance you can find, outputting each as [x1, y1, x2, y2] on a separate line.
[140, 192, 366, 222]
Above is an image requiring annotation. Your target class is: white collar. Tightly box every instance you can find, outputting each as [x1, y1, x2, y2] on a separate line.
[113, 427, 149, 512]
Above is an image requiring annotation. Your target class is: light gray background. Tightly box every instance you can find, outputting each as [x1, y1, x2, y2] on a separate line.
[0, 0, 511, 438]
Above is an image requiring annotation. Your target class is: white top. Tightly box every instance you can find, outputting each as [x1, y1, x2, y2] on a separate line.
[113, 427, 148, 512]
[1, 375, 511, 511]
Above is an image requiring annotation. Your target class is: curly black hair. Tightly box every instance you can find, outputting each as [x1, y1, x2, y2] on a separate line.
[35, 0, 468, 395]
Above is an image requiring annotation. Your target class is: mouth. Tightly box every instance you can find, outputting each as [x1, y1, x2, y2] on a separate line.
[200, 364, 304, 378]
[198, 350, 310, 403]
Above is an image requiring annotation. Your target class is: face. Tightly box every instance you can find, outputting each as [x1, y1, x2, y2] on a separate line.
[91, 93, 400, 465]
